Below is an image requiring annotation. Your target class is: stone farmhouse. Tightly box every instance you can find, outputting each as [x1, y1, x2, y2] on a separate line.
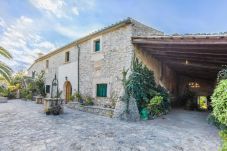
[28, 18, 227, 108]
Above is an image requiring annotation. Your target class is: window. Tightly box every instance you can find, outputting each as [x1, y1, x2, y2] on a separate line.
[94, 39, 100, 52]
[32, 71, 36, 79]
[65, 51, 70, 62]
[96, 84, 107, 97]
[46, 60, 49, 69]
[45, 85, 50, 93]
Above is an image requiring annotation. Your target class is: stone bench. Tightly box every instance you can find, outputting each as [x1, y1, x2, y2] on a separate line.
[66, 102, 114, 118]
[34, 96, 43, 104]
[0, 97, 8, 103]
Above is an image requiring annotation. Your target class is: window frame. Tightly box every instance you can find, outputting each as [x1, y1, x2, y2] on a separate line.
[65, 51, 70, 63]
[45, 85, 50, 94]
[46, 60, 49, 69]
[96, 83, 107, 97]
[93, 38, 101, 52]
[94, 39, 101, 52]
[32, 71, 36, 79]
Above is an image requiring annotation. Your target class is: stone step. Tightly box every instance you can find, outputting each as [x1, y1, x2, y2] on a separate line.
[0, 97, 8, 103]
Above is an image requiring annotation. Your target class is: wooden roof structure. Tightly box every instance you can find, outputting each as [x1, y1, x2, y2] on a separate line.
[132, 35, 227, 80]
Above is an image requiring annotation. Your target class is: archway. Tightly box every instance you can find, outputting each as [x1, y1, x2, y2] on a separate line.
[64, 81, 72, 103]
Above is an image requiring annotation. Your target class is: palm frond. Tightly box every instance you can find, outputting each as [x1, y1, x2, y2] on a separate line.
[0, 61, 12, 82]
[0, 68, 11, 82]
[0, 46, 13, 59]
[0, 61, 13, 72]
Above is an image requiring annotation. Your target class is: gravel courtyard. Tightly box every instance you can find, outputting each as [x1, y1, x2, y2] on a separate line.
[0, 100, 220, 151]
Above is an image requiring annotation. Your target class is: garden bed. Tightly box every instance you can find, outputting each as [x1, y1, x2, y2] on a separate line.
[66, 102, 114, 117]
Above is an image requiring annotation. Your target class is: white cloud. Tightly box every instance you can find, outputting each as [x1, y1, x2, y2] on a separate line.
[0, 17, 6, 28]
[29, 0, 97, 18]
[54, 24, 78, 39]
[30, 0, 81, 18]
[0, 0, 99, 72]
[0, 16, 56, 72]
[54, 23, 103, 39]
[33, 41, 56, 50]
[72, 6, 79, 16]
[30, 0, 65, 18]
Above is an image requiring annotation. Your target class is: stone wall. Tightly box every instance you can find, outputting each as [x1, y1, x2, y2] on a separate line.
[132, 20, 164, 37]
[28, 46, 78, 98]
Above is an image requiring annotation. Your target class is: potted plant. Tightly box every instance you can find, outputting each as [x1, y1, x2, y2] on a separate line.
[84, 96, 94, 106]
[75, 92, 83, 104]
[69, 94, 75, 102]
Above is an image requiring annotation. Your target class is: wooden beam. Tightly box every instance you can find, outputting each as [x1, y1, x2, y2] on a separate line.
[133, 39, 227, 45]
[175, 72, 216, 80]
[170, 66, 218, 79]
[152, 53, 227, 63]
[141, 47, 227, 55]
[144, 49, 227, 57]
[137, 44, 227, 50]
[154, 57, 227, 65]
[166, 61, 221, 70]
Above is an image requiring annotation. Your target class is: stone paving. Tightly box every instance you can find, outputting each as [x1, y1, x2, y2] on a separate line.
[0, 99, 220, 151]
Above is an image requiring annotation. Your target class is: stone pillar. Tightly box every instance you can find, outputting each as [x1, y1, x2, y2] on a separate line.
[113, 89, 140, 122]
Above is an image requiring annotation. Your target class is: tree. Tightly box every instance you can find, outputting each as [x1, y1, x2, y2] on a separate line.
[34, 71, 46, 97]
[0, 46, 13, 82]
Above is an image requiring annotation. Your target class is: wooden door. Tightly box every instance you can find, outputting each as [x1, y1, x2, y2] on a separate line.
[65, 82, 72, 102]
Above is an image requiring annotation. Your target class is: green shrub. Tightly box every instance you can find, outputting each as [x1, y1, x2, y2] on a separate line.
[211, 79, 227, 150]
[207, 114, 227, 130]
[126, 59, 156, 110]
[125, 58, 170, 118]
[69, 95, 75, 101]
[7, 92, 16, 99]
[219, 130, 227, 151]
[20, 89, 29, 99]
[0, 87, 16, 99]
[26, 93, 32, 100]
[211, 80, 227, 126]
[75, 92, 82, 100]
[217, 65, 227, 82]
[147, 96, 164, 118]
[84, 96, 94, 106]
[34, 71, 46, 97]
[0, 88, 9, 97]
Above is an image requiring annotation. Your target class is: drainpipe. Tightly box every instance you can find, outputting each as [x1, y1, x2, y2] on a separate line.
[76, 44, 80, 93]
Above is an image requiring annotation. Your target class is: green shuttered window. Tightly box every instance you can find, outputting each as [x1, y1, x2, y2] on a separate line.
[96, 84, 107, 97]
[95, 40, 100, 52]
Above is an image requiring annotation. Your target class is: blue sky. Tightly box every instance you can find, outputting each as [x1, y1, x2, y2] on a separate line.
[1, 0, 227, 72]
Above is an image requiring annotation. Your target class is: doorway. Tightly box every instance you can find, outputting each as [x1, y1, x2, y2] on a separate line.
[65, 81, 72, 103]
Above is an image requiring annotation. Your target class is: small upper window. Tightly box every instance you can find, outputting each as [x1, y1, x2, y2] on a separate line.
[94, 39, 100, 52]
[46, 60, 49, 69]
[65, 51, 70, 62]
[32, 71, 36, 79]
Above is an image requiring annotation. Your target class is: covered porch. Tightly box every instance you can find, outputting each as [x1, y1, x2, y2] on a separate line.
[132, 35, 227, 109]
